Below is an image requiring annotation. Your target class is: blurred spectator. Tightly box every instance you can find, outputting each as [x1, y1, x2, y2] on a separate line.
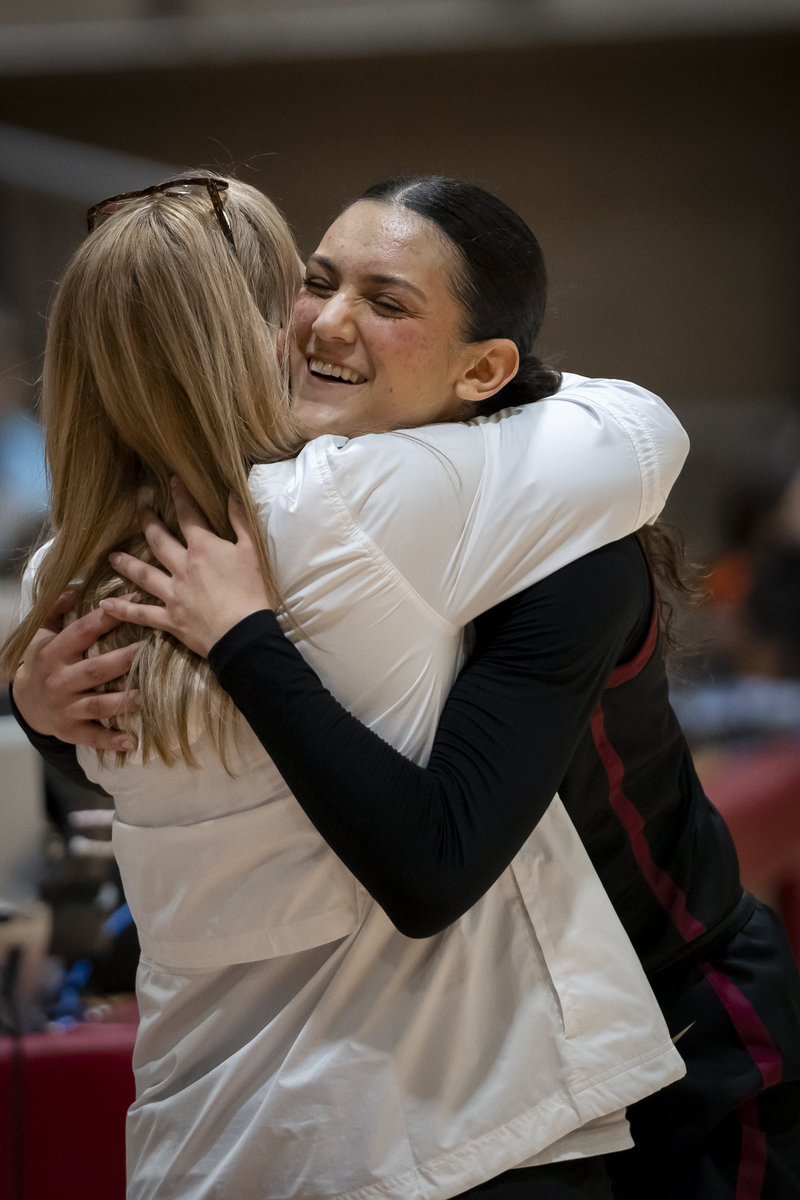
[0, 306, 50, 681]
[0, 305, 49, 578]
[705, 445, 800, 622]
[672, 542, 800, 746]
[739, 542, 800, 678]
[672, 451, 800, 748]
[671, 468, 800, 961]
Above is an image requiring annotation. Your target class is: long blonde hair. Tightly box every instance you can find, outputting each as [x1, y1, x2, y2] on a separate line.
[2, 175, 304, 765]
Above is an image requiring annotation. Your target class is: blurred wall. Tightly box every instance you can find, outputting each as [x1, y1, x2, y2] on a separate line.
[0, 30, 798, 553]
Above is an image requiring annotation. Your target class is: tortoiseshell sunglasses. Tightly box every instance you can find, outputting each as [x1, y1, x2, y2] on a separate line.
[87, 175, 236, 253]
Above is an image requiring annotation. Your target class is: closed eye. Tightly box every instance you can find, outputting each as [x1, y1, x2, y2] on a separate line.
[302, 275, 335, 296]
[371, 296, 406, 316]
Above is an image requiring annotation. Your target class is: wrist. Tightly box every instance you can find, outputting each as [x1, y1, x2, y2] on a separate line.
[209, 609, 282, 677]
[206, 602, 274, 657]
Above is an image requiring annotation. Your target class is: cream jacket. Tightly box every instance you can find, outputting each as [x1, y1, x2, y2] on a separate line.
[25, 375, 689, 1200]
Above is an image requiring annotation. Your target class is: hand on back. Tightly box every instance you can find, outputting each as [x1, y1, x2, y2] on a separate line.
[100, 478, 275, 658]
[12, 591, 140, 750]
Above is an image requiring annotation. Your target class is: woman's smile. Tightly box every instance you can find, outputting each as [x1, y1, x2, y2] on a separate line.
[289, 200, 472, 437]
[306, 356, 368, 386]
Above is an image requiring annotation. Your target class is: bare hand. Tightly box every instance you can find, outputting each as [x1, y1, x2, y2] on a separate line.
[99, 479, 275, 658]
[12, 595, 141, 751]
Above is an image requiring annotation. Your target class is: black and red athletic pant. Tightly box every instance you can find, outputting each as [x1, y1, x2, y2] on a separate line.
[607, 900, 800, 1200]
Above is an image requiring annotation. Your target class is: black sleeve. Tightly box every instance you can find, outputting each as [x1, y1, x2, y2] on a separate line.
[210, 536, 652, 937]
[8, 682, 111, 797]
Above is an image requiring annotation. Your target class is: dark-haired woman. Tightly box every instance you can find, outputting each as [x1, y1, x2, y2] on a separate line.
[85, 177, 800, 1200]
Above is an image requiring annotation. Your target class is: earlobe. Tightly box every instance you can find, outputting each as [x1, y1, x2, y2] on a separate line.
[455, 339, 520, 404]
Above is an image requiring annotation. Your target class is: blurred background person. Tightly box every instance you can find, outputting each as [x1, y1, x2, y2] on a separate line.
[0, 305, 49, 656]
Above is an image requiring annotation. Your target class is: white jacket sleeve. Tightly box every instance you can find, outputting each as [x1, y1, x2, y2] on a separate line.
[313, 374, 689, 625]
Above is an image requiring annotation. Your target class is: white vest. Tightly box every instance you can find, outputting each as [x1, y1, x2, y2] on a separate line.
[27, 375, 689, 1200]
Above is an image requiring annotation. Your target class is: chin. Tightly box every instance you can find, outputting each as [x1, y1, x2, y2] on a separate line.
[293, 400, 352, 441]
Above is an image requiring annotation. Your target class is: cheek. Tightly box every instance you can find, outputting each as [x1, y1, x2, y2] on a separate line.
[377, 327, 441, 387]
[290, 294, 319, 346]
[398, 337, 457, 409]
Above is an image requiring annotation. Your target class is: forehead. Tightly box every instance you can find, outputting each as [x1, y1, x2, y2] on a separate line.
[314, 200, 456, 286]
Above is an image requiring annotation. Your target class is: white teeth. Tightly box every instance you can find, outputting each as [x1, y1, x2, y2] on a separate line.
[309, 357, 365, 385]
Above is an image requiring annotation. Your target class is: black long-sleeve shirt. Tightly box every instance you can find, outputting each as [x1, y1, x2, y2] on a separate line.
[211, 537, 651, 937]
[209, 535, 743, 969]
[13, 535, 743, 972]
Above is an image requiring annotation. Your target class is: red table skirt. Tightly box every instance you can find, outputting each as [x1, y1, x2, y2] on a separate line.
[704, 739, 800, 961]
[0, 1021, 136, 1200]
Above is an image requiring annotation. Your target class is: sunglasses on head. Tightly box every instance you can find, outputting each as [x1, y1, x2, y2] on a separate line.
[86, 176, 236, 253]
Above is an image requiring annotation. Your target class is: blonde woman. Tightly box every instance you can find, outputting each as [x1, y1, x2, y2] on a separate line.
[4, 174, 689, 1200]
[5, 176, 301, 765]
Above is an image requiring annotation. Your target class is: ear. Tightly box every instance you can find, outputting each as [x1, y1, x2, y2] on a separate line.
[454, 339, 520, 406]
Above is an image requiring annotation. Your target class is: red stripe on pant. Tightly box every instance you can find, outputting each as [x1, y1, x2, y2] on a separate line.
[592, 707, 784, 1199]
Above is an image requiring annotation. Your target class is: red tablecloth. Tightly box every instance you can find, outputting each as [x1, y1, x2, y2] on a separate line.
[0, 1021, 136, 1200]
[704, 739, 800, 960]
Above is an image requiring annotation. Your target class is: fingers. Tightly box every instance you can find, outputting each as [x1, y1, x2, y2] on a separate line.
[99, 595, 171, 633]
[171, 478, 212, 538]
[72, 719, 139, 753]
[72, 687, 141, 725]
[13, 645, 141, 749]
[68, 726, 138, 753]
[109, 550, 172, 602]
[62, 640, 143, 691]
[32, 604, 129, 665]
[138, 509, 185, 573]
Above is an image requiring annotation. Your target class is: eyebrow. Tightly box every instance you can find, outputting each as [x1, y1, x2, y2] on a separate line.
[307, 254, 429, 303]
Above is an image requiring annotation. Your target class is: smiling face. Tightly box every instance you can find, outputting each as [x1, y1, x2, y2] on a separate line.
[288, 201, 479, 439]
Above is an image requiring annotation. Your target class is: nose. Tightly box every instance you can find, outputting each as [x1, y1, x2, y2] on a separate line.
[311, 291, 357, 344]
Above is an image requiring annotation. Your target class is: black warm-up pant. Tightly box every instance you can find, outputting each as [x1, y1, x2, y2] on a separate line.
[608, 900, 800, 1200]
[454, 1158, 615, 1199]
